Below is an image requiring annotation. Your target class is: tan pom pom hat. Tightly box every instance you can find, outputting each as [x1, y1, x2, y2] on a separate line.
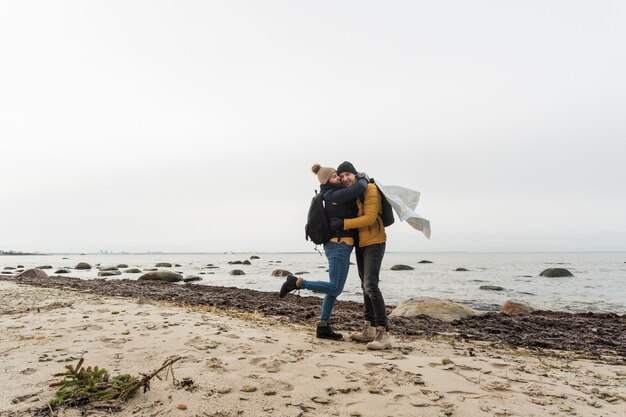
[311, 163, 336, 184]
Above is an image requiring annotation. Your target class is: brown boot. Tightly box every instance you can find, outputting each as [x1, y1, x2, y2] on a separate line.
[366, 327, 392, 350]
[349, 321, 377, 343]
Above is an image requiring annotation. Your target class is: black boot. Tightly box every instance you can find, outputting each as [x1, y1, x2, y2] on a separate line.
[279, 275, 299, 298]
[316, 320, 343, 340]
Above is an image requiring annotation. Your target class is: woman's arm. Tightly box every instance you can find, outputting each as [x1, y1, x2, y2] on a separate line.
[323, 179, 367, 205]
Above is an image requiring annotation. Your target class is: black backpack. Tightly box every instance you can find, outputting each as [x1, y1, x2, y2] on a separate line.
[305, 191, 333, 245]
[362, 179, 395, 227]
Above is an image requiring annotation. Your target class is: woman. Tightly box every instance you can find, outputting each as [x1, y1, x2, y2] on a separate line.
[279, 163, 368, 340]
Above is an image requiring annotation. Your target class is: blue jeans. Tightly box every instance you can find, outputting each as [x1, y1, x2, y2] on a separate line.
[301, 241, 353, 321]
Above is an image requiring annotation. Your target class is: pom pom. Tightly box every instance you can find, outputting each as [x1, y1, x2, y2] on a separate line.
[311, 163, 321, 174]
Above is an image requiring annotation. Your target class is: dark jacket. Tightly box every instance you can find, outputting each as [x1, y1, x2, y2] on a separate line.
[320, 179, 368, 240]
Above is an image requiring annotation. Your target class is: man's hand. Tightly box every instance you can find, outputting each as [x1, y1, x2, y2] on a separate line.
[329, 218, 344, 232]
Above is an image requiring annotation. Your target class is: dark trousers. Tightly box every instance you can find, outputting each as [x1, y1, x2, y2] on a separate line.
[355, 242, 388, 329]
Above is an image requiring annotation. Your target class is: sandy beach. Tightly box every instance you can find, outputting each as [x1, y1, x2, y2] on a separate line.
[1, 279, 625, 417]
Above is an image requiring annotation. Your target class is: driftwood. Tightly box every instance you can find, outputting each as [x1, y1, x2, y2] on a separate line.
[35, 356, 182, 416]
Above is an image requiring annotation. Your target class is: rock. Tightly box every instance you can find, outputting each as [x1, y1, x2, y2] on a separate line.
[367, 386, 381, 394]
[242, 260, 251, 265]
[100, 267, 119, 271]
[390, 265, 414, 271]
[177, 404, 187, 410]
[15, 269, 49, 279]
[228, 261, 243, 265]
[217, 387, 231, 394]
[479, 285, 505, 291]
[501, 299, 534, 315]
[116, 264, 128, 268]
[455, 268, 469, 271]
[174, 264, 181, 267]
[37, 265, 53, 269]
[183, 276, 202, 282]
[74, 262, 91, 270]
[124, 268, 142, 273]
[294, 271, 309, 275]
[418, 260, 433, 264]
[271, 269, 291, 277]
[539, 268, 574, 277]
[138, 271, 183, 282]
[250, 256, 260, 260]
[155, 262, 172, 268]
[4, 266, 15, 270]
[143, 268, 158, 271]
[17, 265, 24, 268]
[98, 271, 121, 277]
[240, 385, 257, 392]
[389, 297, 479, 322]
[54, 269, 71, 274]
[230, 270, 245, 276]
[442, 358, 454, 365]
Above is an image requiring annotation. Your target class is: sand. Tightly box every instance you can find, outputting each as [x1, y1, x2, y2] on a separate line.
[1, 280, 624, 417]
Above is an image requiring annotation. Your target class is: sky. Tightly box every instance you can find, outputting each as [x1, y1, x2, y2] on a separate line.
[1, 1, 625, 253]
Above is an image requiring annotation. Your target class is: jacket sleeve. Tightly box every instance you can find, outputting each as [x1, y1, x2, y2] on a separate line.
[343, 184, 380, 230]
[323, 179, 367, 205]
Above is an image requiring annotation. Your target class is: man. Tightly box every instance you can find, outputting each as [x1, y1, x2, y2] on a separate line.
[330, 161, 391, 350]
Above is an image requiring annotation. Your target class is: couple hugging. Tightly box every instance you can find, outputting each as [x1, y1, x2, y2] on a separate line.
[279, 161, 391, 351]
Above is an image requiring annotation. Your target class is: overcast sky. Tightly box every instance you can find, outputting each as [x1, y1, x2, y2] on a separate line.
[1, 1, 625, 253]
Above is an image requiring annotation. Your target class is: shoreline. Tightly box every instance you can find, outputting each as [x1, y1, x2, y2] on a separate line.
[1, 280, 625, 417]
[1, 274, 625, 364]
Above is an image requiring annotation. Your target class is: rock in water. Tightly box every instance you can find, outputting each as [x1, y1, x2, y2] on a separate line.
[138, 271, 183, 282]
[155, 262, 172, 268]
[124, 268, 142, 273]
[479, 285, 505, 291]
[98, 271, 121, 277]
[54, 269, 71, 274]
[250, 256, 260, 259]
[271, 269, 292, 277]
[74, 262, 91, 270]
[455, 267, 469, 271]
[539, 268, 574, 277]
[183, 276, 202, 282]
[501, 299, 535, 315]
[389, 297, 479, 322]
[418, 260, 433, 264]
[390, 265, 414, 271]
[15, 268, 49, 279]
[230, 270, 245, 276]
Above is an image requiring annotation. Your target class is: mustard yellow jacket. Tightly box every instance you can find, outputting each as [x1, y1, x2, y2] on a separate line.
[343, 183, 387, 247]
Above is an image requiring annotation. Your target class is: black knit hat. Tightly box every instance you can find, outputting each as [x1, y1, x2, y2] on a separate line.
[336, 161, 357, 175]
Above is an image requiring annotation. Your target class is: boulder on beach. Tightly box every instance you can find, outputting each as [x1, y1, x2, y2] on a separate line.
[15, 269, 49, 280]
[389, 297, 479, 322]
[250, 256, 260, 260]
[124, 268, 142, 273]
[98, 271, 121, 277]
[479, 285, 505, 291]
[155, 263, 172, 268]
[455, 268, 469, 272]
[139, 271, 183, 282]
[271, 269, 292, 277]
[390, 265, 414, 271]
[501, 299, 535, 315]
[539, 268, 574, 278]
[75, 262, 91, 270]
[418, 260, 433, 264]
[230, 270, 245, 276]
[183, 276, 202, 282]
[54, 269, 71, 274]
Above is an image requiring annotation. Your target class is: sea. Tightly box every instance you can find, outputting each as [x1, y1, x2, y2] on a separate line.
[2, 252, 625, 314]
